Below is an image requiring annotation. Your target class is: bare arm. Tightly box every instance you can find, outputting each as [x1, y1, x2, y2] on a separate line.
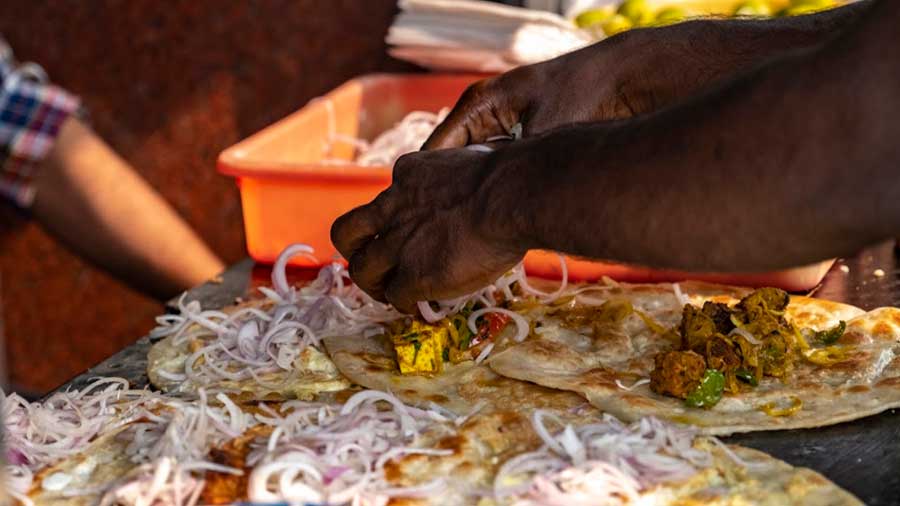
[486, 0, 899, 272]
[424, 1, 873, 149]
[31, 117, 225, 300]
[333, 0, 899, 312]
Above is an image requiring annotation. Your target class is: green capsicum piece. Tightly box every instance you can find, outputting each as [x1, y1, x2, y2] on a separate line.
[685, 369, 726, 409]
[814, 320, 846, 345]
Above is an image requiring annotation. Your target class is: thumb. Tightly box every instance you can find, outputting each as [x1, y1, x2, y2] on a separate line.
[422, 79, 516, 150]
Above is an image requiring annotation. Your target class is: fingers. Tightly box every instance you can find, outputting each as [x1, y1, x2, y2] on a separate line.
[422, 106, 474, 150]
[422, 79, 510, 151]
[347, 225, 408, 303]
[384, 266, 423, 315]
[331, 189, 396, 261]
[383, 255, 509, 315]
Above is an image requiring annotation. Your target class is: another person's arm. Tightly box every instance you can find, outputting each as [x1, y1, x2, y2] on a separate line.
[334, 0, 900, 312]
[424, 1, 872, 149]
[31, 117, 225, 299]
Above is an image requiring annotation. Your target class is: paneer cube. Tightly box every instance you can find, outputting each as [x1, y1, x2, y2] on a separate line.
[393, 320, 450, 375]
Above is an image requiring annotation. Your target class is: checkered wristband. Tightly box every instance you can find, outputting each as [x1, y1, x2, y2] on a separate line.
[0, 38, 82, 208]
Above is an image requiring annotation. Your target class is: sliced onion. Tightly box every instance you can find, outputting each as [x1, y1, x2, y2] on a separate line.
[416, 301, 447, 323]
[672, 283, 690, 307]
[493, 414, 717, 504]
[455, 401, 487, 427]
[272, 244, 316, 297]
[531, 410, 567, 455]
[339, 391, 416, 437]
[467, 308, 530, 343]
[244, 387, 453, 505]
[474, 343, 495, 365]
[155, 370, 187, 382]
[614, 378, 651, 391]
[162, 248, 401, 389]
[465, 144, 494, 153]
[510, 123, 523, 140]
[517, 253, 568, 302]
[709, 438, 768, 470]
[729, 327, 761, 345]
[344, 108, 450, 167]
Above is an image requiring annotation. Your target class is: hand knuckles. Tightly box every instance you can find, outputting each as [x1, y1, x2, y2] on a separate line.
[330, 213, 355, 254]
[371, 188, 396, 215]
[460, 80, 491, 104]
[392, 153, 420, 185]
[500, 66, 533, 90]
[401, 256, 437, 299]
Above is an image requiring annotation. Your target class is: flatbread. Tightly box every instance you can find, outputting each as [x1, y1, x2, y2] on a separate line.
[147, 300, 350, 400]
[382, 419, 862, 506]
[642, 442, 861, 506]
[195, 409, 543, 506]
[148, 334, 349, 400]
[384, 410, 546, 506]
[322, 331, 596, 418]
[694, 444, 862, 506]
[488, 281, 900, 435]
[194, 405, 861, 506]
[27, 426, 134, 506]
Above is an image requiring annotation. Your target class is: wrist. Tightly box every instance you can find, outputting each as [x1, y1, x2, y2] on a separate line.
[473, 125, 606, 257]
[471, 141, 550, 255]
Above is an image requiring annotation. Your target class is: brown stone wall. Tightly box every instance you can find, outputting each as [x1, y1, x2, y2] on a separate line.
[0, 0, 413, 394]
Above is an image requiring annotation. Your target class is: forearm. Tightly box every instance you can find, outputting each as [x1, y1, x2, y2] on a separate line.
[709, 1, 871, 43]
[31, 118, 225, 299]
[563, 2, 873, 122]
[668, 2, 871, 70]
[486, 0, 899, 272]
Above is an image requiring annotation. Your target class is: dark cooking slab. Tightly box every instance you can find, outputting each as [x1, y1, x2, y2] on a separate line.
[54, 241, 900, 505]
[727, 408, 900, 505]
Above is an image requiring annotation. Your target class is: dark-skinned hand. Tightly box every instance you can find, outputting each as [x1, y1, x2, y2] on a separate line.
[330, 148, 526, 313]
[335, 22, 771, 311]
[333, 3, 875, 312]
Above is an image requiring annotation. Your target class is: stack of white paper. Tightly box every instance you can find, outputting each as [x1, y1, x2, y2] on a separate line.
[387, 0, 593, 73]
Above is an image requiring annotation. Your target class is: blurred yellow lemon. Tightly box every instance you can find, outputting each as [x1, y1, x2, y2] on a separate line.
[574, 6, 616, 28]
[618, 0, 655, 25]
[655, 6, 689, 25]
[602, 13, 634, 35]
[782, 0, 838, 15]
[734, 0, 774, 16]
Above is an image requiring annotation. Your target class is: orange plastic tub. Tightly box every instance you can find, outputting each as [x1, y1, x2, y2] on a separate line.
[218, 73, 482, 266]
[218, 72, 832, 290]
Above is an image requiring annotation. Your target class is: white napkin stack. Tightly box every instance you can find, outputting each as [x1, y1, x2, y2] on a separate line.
[387, 0, 593, 73]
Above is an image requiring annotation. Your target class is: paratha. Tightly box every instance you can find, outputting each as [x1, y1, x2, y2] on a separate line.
[196, 405, 862, 506]
[322, 329, 596, 418]
[13, 372, 863, 506]
[386, 422, 863, 506]
[147, 248, 410, 401]
[18, 386, 260, 506]
[26, 426, 134, 506]
[147, 298, 350, 400]
[488, 280, 900, 434]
